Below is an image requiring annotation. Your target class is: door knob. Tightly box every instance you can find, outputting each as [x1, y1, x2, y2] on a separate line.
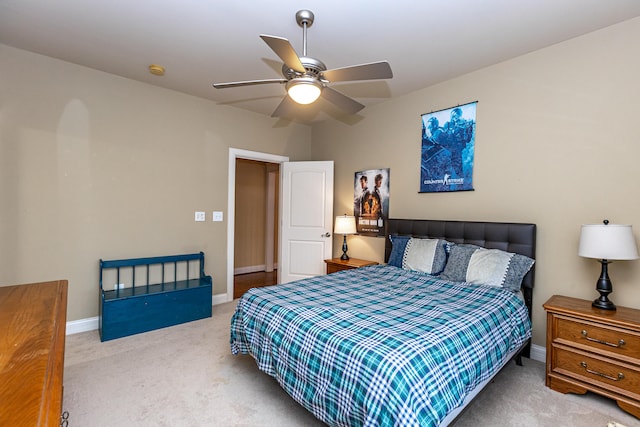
[322, 232, 331, 237]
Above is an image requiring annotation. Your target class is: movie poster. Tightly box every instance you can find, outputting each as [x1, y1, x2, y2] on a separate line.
[353, 168, 390, 237]
[420, 102, 476, 192]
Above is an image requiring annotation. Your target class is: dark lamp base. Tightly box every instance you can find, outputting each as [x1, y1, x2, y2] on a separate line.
[593, 259, 616, 311]
[592, 296, 616, 311]
[340, 235, 350, 260]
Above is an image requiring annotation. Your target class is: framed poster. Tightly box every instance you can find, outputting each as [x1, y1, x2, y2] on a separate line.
[353, 168, 389, 237]
[420, 102, 476, 192]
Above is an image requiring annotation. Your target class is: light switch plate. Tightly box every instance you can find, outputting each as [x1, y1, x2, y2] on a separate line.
[195, 211, 206, 222]
[213, 211, 223, 222]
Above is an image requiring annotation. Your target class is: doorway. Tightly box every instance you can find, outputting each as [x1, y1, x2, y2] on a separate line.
[226, 149, 289, 301]
[233, 158, 279, 298]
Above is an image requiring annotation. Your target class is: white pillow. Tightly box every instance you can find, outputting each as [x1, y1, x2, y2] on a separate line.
[466, 248, 513, 287]
[440, 243, 535, 292]
[402, 238, 447, 274]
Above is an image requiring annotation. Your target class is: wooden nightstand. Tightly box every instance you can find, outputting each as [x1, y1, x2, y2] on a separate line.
[324, 258, 378, 274]
[544, 295, 640, 419]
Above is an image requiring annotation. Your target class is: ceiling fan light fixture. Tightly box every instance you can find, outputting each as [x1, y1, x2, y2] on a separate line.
[286, 77, 322, 104]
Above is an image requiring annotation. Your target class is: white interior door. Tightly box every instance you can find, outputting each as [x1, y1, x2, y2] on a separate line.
[279, 161, 334, 284]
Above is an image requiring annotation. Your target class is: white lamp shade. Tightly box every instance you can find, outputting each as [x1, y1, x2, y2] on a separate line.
[334, 215, 357, 235]
[287, 78, 322, 104]
[579, 223, 639, 260]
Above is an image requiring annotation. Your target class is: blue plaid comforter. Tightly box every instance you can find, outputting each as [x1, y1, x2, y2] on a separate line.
[230, 265, 531, 426]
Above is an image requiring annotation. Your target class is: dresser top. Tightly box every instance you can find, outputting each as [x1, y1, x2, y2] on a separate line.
[0, 280, 68, 426]
[544, 294, 640, 329]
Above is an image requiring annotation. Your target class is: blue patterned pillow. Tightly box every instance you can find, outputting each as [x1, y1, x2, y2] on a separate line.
[388, 235, 411, 268]
[440, 243, 534, 292]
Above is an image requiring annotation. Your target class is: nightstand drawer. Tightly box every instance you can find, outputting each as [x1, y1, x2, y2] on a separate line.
[555, 316, 640, 361]
[324, 258, 378, 274]
[327, 263, 352, 273]
[553, 346, 640, 400]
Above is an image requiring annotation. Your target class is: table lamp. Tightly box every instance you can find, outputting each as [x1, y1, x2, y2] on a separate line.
[334, 215, 357, 260]
[578, 219, 639, 310]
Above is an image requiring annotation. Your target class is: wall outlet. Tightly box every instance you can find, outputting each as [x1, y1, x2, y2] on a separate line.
[114, 283, 125, 290]
[212, 211, 223, 222]
[195, 211, 206, 222]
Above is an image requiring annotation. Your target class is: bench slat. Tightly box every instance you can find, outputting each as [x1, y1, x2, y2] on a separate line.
[100, 252, 203, 269]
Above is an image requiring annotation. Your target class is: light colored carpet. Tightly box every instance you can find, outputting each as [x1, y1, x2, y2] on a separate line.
[63, 301, 640, 426]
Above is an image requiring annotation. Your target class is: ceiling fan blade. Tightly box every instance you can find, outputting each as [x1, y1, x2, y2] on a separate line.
[322, 61, 393, 83]
[321, 87, 365, 114]
[260, 35, 306, 74]
[271, 96, 298, 118]
[213, 78, 287, 89]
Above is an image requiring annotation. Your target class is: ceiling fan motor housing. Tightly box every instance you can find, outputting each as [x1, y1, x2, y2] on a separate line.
[282, 56, 326, 81]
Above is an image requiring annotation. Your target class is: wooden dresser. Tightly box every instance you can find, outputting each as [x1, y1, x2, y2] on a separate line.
[544, 294, 640, 419]
[0, 280, 68, 426]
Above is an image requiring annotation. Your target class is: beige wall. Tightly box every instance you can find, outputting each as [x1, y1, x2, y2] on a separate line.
[235, 159, 267, 270]
[3, 18, 640, 351]
[0, 44, 311, 321]
[312, 17, 640, 349]
[234, 159, 279, 270]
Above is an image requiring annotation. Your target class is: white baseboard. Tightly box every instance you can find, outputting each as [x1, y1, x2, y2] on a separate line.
[212, 293, 231, 305]
[529, 343, 546, 363]
[234, 264, 278, 275]
[66, 294, 233, 335]
[66, 316, 99, 335]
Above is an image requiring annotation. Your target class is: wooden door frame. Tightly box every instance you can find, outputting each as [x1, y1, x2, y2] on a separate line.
[226, 148, 289, 301]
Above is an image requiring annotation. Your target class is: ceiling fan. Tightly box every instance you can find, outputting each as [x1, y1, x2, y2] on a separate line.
[212, 10, 393, 118]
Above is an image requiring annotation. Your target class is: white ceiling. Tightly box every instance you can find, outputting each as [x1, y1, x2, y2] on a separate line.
[2, 1, 640, 123]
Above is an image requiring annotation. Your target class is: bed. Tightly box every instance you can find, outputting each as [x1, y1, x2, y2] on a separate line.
[230, 219, 536, 426]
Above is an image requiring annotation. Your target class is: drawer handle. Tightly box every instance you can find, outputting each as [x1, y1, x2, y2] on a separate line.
[580, 361, 624, 381]
[581, 330, 625, 348]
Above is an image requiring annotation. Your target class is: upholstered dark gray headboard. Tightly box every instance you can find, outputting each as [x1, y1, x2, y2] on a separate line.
[385, 218, 536, 330]
[385, 219, 536, 284]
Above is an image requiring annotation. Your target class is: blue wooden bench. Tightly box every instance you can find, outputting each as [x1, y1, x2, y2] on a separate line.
[99, 252, 212, 341]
